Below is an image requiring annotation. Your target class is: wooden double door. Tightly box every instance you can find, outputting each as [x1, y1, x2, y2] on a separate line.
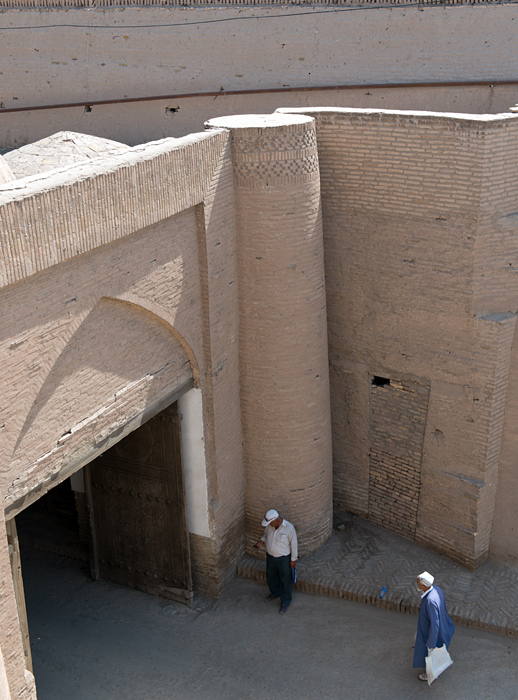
[87, 402, 192, 605]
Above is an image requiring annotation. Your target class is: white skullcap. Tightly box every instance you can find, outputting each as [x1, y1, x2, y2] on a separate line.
[418, 571, 434, 587]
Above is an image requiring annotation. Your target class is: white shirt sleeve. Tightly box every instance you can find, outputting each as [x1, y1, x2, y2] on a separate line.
[289, 525, 298, 561]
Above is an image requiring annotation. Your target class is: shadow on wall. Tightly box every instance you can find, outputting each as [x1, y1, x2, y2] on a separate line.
[3, 204, 208, 508]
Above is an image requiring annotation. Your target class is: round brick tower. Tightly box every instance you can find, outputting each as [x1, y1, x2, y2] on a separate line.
[206, 114, 332, 556]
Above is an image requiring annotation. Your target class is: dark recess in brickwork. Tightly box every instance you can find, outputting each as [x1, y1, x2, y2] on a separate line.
[372, 376, 390, 387]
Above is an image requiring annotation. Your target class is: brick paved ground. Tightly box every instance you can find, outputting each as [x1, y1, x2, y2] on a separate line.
[238, 512, 518, 637]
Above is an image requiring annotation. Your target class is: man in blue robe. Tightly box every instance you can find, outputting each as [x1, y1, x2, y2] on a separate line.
[413, 571, 455, 682]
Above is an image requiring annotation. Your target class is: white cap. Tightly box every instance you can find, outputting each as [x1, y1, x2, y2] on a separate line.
[262, 509, 280, 527]
[418, 571, 434, 587]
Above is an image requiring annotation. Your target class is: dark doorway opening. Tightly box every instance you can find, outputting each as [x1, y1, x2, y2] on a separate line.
[16, 478, 88, 563]
[9, 401, 193, 698]
[16, 401, 192, 604]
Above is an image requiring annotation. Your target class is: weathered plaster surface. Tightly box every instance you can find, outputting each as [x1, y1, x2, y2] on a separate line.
[0, 158, 14, 185]
[3, 131, 128, 179]
[1, 6, 518, 146]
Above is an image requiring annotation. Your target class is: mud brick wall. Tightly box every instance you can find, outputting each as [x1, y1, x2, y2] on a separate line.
[207, 114, 333, 558]
[3, 4, 518, 149]
[195, 134, 246, 594]
[0, 130, 244, 695]
[279, 107, 518, 568]
[0, 130, 245, 580]
[368, 378, 429, 539]
[3, 105, 518, 700]
[470, 118, 518, 565]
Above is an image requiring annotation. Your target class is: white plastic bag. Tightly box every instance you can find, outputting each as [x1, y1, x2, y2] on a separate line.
[425, 645, 453, 685]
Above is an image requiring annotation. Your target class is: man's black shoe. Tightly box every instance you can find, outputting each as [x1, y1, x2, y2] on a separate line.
[264, 593, 278, 602]
[279, 604, 289, 615]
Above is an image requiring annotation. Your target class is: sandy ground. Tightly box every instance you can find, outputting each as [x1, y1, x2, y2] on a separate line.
[22, 548, 518, 700]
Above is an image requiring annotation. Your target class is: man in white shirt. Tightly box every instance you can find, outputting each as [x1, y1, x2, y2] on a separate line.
[255, 509, 298, 615]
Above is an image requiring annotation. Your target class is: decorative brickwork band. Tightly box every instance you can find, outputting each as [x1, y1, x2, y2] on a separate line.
[228, 120, 319, 189]
[206, 114, 333, 557]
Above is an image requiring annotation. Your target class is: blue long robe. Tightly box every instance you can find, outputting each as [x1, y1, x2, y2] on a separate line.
[413, 585, 455, 668]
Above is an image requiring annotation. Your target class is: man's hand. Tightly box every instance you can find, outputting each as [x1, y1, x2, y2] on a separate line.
[290, 560, 296, 568]
[254, 540, 264, 549]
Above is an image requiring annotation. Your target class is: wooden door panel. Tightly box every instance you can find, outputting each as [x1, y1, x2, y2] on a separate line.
[6, 518, 33, 673]
[90, 403, 192, 604]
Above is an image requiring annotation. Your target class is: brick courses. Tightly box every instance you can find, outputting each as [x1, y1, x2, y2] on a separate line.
[206, 114, 333, 557]
[279, 107, 518, 568]
[369, 378, 429, 539]
[4, 106, 518, 698]
[0, 130, 244, 697]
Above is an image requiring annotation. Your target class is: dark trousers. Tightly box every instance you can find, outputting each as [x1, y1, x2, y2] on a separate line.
[266, 553, 292, 605]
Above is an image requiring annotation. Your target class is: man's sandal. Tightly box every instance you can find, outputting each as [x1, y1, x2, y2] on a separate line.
[418, 673, 428, 682]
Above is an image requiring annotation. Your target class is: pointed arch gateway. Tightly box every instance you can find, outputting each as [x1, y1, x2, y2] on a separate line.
[10, 296, 201, 606]
[8, 296, 198, 505]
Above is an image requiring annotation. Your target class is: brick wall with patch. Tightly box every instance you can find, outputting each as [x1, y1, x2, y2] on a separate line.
[279, 107, 518, 568]
[3, 104, 518, 699]
[369, 377, 430, 539]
